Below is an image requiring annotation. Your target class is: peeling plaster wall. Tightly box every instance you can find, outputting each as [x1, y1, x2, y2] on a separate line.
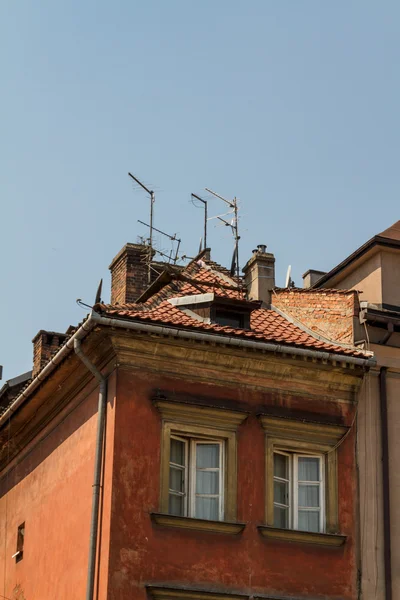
[108, 368, 359, 599]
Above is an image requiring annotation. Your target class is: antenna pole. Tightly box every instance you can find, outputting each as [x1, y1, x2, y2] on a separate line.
[204, 200, 207, 249]
[149, 191, 155, 282]
[205, 187, 241, 283]
[128, 172, 155, 284]
[234, 197, 240, 280]
[191, 194, 208, 251]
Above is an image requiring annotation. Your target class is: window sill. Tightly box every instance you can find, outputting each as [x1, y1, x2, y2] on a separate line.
[257, 525, 346, 547]
[151, 513, 245, 535]
[147, 584, 248, 599]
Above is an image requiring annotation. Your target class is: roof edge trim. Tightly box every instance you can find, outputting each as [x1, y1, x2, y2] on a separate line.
[312, 236, 400, 289]
[0, 311, 376, 431]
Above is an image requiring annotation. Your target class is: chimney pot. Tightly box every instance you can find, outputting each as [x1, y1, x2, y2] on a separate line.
[32, 330, 68, 377]
[109, 243, 158, 305]
[243, 246, 275, 305]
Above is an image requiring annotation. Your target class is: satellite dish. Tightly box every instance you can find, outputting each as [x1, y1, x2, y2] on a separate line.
[285, 265, 292, 288]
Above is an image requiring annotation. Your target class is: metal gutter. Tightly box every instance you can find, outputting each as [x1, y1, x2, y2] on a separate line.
[0, 316, 96, 428]
[89, 312, 376, 367]
[74, 340, 107, 600]
[379, 367, 392, 600]
[0, 311, 376, 431]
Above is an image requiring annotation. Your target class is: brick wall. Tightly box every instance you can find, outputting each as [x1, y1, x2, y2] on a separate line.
[109, 244, 163, 305]
[272, 289, 358, 344]
[32, 331, 68, 377]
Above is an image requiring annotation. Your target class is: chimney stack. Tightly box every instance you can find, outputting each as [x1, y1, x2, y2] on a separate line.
[109, 243, 157, 305]
[302, 269, 326, 289]
[32, 331, 68, 377]
[243, 244, 275, 306]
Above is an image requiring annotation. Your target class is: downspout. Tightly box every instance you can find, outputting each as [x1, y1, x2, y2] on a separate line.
[74, 339, 107, 600]
[379, 367, 392, 600]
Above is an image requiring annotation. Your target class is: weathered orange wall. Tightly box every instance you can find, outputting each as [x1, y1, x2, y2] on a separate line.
[108, 368, 358, 599]
[0, 372, 116, 600]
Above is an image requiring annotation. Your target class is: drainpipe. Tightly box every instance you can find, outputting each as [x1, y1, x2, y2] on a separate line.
[74, 339, 107, 600]
[379, 367, 392, 600]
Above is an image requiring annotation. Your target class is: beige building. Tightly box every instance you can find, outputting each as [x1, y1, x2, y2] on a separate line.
[310, 221, 400, 600]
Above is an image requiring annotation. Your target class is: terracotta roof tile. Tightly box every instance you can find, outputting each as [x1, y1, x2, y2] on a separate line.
[95, 258, 370, 359]
[99, 299, 368, 358]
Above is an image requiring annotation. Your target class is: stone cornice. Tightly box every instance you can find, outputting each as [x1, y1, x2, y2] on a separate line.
[258, 415, 349, 446]
[154, 400, 248, 431]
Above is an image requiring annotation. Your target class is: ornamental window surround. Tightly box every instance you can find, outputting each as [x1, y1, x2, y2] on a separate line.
[153, 400, 247, 531]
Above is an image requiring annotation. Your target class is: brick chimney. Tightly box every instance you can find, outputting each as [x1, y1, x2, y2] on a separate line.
[32, 331, 68, 377]
[109, 243, 157, 305]
[302, 269, 326, 289]
[243, 244, 275, 305]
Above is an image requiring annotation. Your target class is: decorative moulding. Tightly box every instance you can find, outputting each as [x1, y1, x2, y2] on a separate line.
[150, 513, 245, 535]
[154, 400, 248, 431]
[147, 585, 248, 600]
[257, 525, 346, 547]
[258, 414, 348, 446]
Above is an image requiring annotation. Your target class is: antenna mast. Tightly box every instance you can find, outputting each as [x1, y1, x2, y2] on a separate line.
[205, 188, 240, 281]
[137, 220, 181, 264]
[191, 193, 208, 250]
[128, 172, 155, 284]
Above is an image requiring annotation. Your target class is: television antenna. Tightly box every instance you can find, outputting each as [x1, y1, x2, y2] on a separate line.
[191, 193, 208, 250]
[128, 172, 155, 283]
[205, 187, 240, 281]
[137, 220, 181, 265]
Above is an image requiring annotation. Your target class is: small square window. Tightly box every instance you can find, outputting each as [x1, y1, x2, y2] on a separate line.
[14, 522, 25, 562]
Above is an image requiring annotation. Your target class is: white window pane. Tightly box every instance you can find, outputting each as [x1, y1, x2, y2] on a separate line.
[298, 457, 319, 481]
[170, 438, 185, 466]
[169, 494, 184, 516]
[195, 496, 219, 520]
[298, 510, 320, 533]
[196, 470, 219, 495]
[169, 466, 185, 493]
[274, 480, 288, 505]
[298, 484, 319, 508]
[274, 505, 289, 529]
[274, 453, 288, 479]
[196, 444, 219, 468]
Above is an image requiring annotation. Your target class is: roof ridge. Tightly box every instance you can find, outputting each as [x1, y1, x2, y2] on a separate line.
[274, 287, 359, 295]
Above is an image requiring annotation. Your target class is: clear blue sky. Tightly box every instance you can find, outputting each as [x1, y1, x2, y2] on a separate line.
[1, 1, 399, 380]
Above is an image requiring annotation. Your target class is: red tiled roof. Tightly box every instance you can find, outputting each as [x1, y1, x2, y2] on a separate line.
[137, 263, 245, 308]
[101, 299, 366, 356]
[96, 262, 369, 358]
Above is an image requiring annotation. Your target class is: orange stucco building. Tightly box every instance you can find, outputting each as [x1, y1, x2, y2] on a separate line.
[0, 243, 375, 600]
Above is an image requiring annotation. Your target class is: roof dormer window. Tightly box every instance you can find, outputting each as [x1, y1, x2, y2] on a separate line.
[214, 309, 246, 329]
[168, 293, 260, 330]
